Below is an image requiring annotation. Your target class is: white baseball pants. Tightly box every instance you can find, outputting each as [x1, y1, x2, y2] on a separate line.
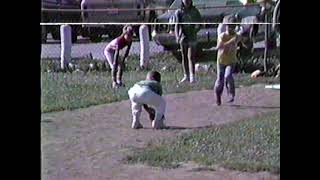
[128, 84, 166, 129]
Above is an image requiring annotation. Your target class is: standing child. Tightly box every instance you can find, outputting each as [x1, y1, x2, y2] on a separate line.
[218, 15, 233, 36]
[214, 16, 243, 106]
[128, 71, 166, 129]
[104, 25, 134, 88]
[175, 0, 202, 83]
[218, 14, 245, 37]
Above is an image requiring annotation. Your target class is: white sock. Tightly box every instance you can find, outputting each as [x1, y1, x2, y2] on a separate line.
[179, 74, 189, 84]
[190, 74, 195, 82]
[180, 74, 188, 81]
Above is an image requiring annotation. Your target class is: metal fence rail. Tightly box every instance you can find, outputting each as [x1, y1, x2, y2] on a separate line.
[41, 4, 267, 23]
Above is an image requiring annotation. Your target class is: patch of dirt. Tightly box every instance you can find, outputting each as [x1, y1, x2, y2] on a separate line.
[41, 86, 280, 180]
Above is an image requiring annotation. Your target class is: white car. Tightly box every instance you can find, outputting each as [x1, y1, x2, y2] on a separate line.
[80, 0, 174, 41]
[41, 0, 82, 43]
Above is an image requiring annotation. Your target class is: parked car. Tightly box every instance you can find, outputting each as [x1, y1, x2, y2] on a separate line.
[41, 0, 82, 43]
[80, 0, 174, 42]
[151, 0, 278, 61]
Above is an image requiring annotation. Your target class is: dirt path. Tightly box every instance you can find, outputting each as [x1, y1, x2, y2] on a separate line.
[41, 86, 280, 180]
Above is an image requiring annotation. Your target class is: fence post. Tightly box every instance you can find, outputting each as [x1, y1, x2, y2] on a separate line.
[60, 25, 72, 70]
[272, 0, 280, 32]
[263, 13, 269, 73]
[139, 24, 150, 69]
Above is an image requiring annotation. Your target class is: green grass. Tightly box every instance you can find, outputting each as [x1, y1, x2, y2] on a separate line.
[126, 111, 280, 174]
[41, 53, 279, 113]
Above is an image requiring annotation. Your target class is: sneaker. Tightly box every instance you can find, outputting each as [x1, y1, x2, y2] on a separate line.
[152, 120, 164, 129]
[179, 76, 189, 84]
[189, 76, 196, 83]
[227, 97, 234, 103]
[132, 122, 143, 129]
[151, 120, 156, 129]
[112, 82, 119, 88]
[117, 82, 125, 87]
[152, 116, 167, 129]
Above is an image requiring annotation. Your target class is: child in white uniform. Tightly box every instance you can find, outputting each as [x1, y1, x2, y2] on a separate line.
[128, 71, 166, 129]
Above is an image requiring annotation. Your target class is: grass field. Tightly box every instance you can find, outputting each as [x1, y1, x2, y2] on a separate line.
[41, 53, 279, 113]
[41, 52, 280, 177]
[126, 111, 280, 174]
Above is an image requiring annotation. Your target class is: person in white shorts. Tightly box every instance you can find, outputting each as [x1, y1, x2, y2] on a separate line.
[128, 71, 166, 129]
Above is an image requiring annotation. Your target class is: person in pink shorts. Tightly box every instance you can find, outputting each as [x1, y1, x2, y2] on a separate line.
[104, 25, 134, 88]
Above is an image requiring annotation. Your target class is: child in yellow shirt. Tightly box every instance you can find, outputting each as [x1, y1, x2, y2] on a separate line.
[214, 16, 242, 105]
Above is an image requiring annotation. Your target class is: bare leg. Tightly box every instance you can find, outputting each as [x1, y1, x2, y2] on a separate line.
[179, 42, 189, 83]
[112, 57, 119, 88]
[116, 59, 125, 86]
[188, 44, 196, 83]
[104, 49, 118, 88]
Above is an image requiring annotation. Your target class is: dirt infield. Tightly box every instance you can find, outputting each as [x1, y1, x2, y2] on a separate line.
[41, 86, 280, 180]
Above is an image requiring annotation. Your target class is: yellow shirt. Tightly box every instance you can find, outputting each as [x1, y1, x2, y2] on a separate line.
[217, 32, 239, 65]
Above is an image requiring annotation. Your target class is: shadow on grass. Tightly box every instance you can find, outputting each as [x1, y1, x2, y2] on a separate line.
[227, 104, 280, 109]
[186, 167, 216, 172]
[140, 125, 214, 130]
[41, 120, 53, 123]
[165, 125, 215, 130]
